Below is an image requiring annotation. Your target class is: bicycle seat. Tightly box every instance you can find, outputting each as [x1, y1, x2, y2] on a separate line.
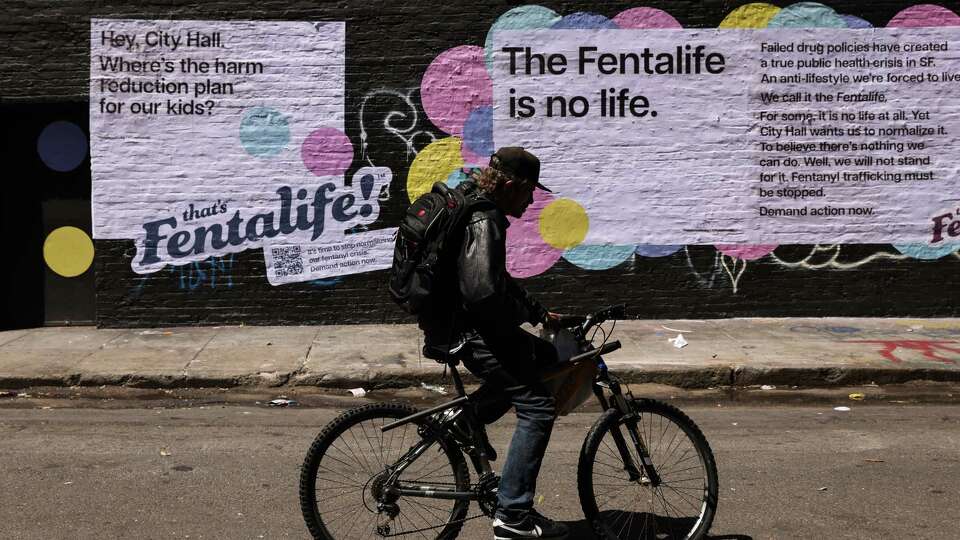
[422, 342, 467, 365]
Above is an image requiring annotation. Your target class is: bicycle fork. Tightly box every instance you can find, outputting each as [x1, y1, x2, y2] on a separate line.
[596, 384, 663, 487]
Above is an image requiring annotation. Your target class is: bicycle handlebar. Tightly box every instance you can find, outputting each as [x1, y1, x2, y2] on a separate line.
[582, 304, 626, 334]
[568, 340, 621, 363]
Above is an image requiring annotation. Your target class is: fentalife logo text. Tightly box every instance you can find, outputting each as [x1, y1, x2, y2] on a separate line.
[134, 182, 377, 270]
[930, 208, 960, 244]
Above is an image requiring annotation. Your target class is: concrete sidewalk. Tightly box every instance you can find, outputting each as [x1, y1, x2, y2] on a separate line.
[1, 319, 959, 390]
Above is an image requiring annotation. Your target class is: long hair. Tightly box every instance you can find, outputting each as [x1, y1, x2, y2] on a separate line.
[469, 166, 512, 195]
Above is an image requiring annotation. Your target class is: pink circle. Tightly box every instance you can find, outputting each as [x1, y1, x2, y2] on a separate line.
[506, 192, 563, 278]
[887, 4, 960, 27]
[613, 7, 683, 29]
[460, 143, 486, 166]
[301, 128, 353, 177]
[715, 244, 778, 261]
[421, 46, 493, 137]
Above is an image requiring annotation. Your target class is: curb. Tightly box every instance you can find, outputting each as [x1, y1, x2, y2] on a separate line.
[3, 365, 960, 390]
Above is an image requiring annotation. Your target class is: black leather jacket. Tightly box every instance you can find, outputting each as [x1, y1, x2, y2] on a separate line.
[420, 183, 547, 357]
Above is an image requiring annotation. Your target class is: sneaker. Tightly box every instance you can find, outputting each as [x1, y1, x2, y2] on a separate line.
[492, 510, 568, 539]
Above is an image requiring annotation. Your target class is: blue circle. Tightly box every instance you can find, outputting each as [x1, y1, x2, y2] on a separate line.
[893, 243, 959, 260]
[463, 106, 493, 158]
[563, 244, 635, 270]
[37, 121, 88, 172]
[239, 107, 290, 157]
[841, 14, 873, 28]
[551, 12, 620, 30]
[635, 245, 683, 258]
[768, 3, 847, 28]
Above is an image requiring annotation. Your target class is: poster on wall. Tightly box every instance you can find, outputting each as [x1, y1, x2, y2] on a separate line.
[493, 27, 960, 246]
[89, 19, 395, 284]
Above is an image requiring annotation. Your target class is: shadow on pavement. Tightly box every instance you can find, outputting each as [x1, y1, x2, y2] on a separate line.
[561, 513, 753, 539]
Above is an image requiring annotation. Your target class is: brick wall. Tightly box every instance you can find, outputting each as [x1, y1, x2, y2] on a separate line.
[3, 1, 958, 327]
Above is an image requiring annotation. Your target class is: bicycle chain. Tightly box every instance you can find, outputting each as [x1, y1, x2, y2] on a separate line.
[373, 477, 497, 537]
[376, 511, 486, 537]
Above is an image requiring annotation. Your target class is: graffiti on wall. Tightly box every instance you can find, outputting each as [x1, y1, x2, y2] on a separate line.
[130, 254, 236, 298]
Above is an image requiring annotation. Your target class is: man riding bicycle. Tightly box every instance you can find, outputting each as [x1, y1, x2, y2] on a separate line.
[418, 147, 569, 539]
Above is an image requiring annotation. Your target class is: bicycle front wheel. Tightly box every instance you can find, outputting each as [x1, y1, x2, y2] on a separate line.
[578, 399, 719, 540]
[299, 402, 470, 540]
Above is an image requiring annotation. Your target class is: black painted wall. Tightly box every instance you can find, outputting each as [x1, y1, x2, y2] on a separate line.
[2, 1, 958, 328]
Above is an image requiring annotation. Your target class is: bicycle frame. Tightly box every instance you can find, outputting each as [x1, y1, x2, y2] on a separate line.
[379, 363, 495, 506]
[375, 305, 664, 509]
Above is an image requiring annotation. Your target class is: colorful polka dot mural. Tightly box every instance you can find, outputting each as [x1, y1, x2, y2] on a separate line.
[407, 137, 464, 201]
[719, 3, 781, 29]
[892, 244, 959, 260]
[767, 2, 847, 28]
[44, 226, 94, 278]
[539, 198, 589, 250]
[840, 14, 874, 28]
[415, 2, 960, 279]
[445, 168, 471, 189]
[888, 4, 960, 27]
[635, 245, 683, 258]
[37, 121, 87, 172]
[36, 120, 94, 284]
[612, 7, 682, 29]
[885, 3, 960, 259]
[563, 244, 636, 271]
[301, 128, 353, 177]
[715, 245, 779, 261]
[461, 106, 493, 166]
[506, 192, 564, 278]
[240, 107, 290, 157]
[420, 46, 492, 138]
[484, 5, 561, 71]
[551, 12, 620, 30]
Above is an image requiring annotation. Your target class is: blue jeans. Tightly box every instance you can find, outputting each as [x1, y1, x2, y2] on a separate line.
[462, 328, 558, 522]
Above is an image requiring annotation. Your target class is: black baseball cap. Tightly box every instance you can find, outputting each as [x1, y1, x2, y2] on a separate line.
[490, 147, 552, 192]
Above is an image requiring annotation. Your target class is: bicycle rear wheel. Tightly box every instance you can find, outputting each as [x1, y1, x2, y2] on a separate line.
[578, 399, 719, 540]
[299, 402, 470, 540]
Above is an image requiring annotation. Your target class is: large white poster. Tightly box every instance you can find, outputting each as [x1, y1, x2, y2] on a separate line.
[493, 27, 960, 246]
[90, 19, 394, 280]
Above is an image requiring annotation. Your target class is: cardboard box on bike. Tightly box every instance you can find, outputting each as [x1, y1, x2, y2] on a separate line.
[539, 326, 599, 416]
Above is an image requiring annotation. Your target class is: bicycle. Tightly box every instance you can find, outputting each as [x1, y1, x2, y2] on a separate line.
[300, 305, 719, 539]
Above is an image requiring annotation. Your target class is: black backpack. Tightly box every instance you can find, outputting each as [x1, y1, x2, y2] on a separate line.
[389, 181, 493, 315]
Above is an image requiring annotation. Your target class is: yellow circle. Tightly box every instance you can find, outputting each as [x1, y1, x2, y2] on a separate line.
[43, 226, 94, 278]
[719, 3, 781, 28]
[406, 137, 464, 202]
[539, 199, 589, 249]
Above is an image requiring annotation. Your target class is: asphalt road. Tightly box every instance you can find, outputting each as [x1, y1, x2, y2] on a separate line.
[1, 397, 957, 539]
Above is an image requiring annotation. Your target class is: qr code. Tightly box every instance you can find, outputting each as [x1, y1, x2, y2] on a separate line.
[271, 246, 304, 278]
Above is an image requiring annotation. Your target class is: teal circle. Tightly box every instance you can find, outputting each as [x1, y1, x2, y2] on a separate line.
[563, 244, 635, 270]
[446, 168, 469, 188]
[485, 5, 562, 71]
[240, 107, 290, 157]
[768, 2, 847, 28]
[893, 244, 960, 260]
